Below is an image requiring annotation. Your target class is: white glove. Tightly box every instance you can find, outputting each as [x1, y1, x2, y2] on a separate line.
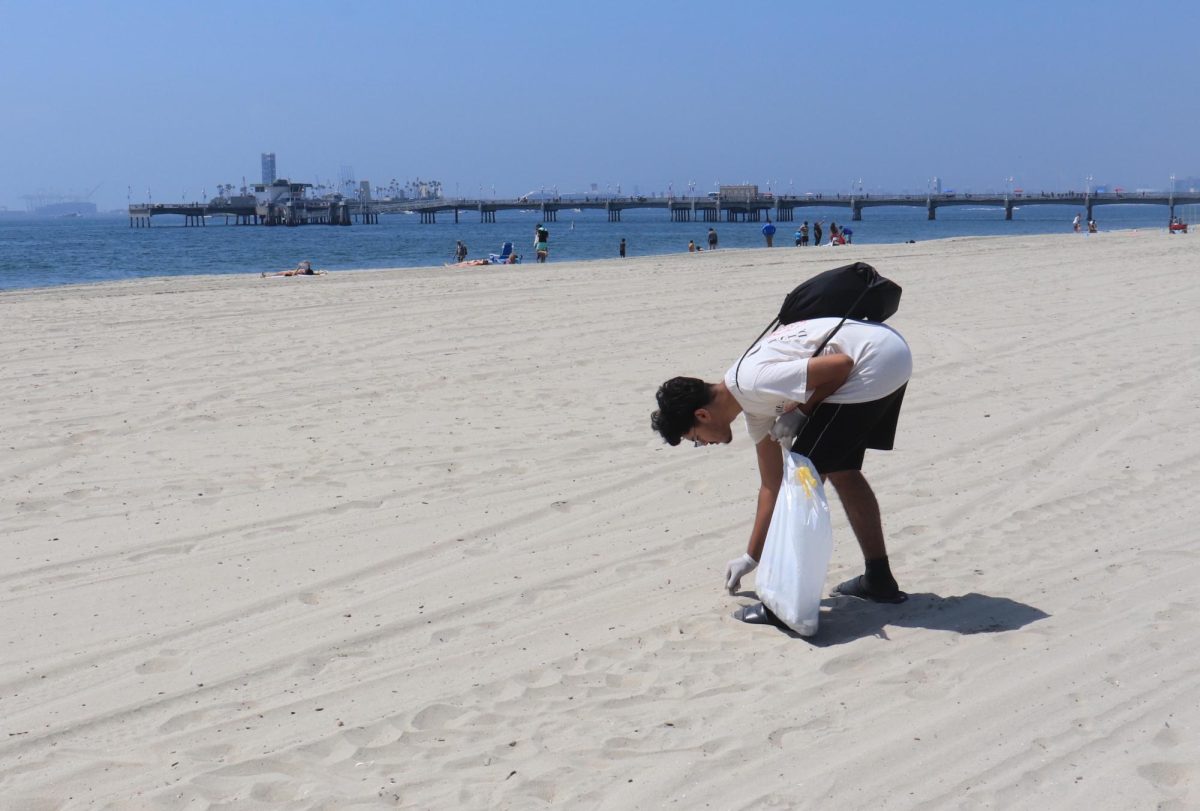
[770, 409, 809, 446]
[725, 553, 758, 594]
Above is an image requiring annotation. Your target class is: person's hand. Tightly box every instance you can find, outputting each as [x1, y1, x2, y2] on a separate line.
[770, 409, 809, 446]
[725, 553, 758, 594]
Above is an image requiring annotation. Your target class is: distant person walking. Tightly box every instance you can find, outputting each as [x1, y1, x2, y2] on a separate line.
[534, 223, 550, 263]
[794, 228, 803, 246]
[1072, 213, 1082, 233]
[455, 240, 468, 263]
[813, 221, 823, 246]
[762, 219, 776, 247]
[707, 227, 718, 250]
[619, 237, 627, 258]
[799, 221, 809, 246]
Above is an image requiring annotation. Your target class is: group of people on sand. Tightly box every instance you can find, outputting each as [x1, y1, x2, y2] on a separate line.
[687, 222, 853, 252]
[1072, 213, 1098, 233]
[688, 228, 720, 252]
[769, 221, 852, 248]
[792, 220, 851, 247]
[450, 223, 551, 266]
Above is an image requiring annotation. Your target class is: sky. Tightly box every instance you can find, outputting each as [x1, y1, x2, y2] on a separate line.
[1, 0, 1197, 211]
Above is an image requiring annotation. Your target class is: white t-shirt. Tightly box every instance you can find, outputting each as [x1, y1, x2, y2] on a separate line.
[723, 318, 912, 443]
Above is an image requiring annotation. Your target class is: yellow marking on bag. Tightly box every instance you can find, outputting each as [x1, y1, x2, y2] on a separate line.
[795, 465, 818, 498]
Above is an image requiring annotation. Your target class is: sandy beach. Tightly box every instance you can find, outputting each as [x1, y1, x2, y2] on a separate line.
[2, 231, 1198, 809]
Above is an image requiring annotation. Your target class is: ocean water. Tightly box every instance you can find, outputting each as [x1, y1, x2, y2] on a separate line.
[0, 202, 1188, 292]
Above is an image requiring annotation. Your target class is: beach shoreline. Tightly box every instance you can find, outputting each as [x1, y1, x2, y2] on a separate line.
[0, 227, 1162, 299]
[3, 230, 1198, 808]
[0, 215, 1182, 295]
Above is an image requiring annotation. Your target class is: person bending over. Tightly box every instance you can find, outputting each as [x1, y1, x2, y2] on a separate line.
[651, 317, 913, 624]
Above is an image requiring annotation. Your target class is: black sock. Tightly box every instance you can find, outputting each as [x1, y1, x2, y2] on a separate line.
[865, 557, 899, 594]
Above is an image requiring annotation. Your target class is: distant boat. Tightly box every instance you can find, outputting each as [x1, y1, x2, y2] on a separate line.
[37, 202, 97, 217]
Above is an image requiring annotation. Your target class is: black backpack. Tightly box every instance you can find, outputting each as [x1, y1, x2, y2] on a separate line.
[734, 262, 902, 390]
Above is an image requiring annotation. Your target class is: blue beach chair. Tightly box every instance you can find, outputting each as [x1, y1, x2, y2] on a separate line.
[488, 241, 519, 264]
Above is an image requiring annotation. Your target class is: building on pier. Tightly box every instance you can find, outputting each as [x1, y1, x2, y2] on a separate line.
[261, 153, 276, 185]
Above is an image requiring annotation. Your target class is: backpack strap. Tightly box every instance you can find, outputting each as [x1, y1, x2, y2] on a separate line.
[807, 285, 872, 358]
[733, 316, 780, 392]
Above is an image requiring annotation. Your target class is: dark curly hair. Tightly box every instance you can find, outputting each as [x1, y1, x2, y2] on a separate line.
[651, 377, 713, 446]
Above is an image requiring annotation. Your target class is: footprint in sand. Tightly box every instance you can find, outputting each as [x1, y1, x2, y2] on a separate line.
[522, 584, 572, 606]
[766, 726, 803, 749]
[1153, 724, 1185, 749]
[902, 657, 959, 700]
[249, 781, 300, 803]
[819, 649, 874, 677]
[135, 650, 185, 674]
[408, 703, 470, 732]
[1137, 761, 1193, 789]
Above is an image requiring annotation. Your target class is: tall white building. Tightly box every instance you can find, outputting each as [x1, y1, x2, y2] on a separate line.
[261, 153, 277, 185]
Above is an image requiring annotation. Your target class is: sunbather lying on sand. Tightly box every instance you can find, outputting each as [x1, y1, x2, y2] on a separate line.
[262, 260, 326, 277]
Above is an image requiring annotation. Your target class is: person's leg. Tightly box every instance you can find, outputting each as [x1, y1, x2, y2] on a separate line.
[827, 469, 905, 601]
[791, 389, 908, 602]
[826, 470, 886, 561]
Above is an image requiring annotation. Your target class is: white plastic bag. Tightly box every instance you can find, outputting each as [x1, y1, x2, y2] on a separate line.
[756, 452, 834, 636]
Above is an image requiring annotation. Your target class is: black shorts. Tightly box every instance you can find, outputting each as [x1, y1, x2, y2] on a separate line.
[790, 384, 907, 474]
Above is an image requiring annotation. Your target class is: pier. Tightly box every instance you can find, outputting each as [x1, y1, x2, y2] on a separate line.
[374, 190, 1200, 224]
[130, 190, 1200, 228]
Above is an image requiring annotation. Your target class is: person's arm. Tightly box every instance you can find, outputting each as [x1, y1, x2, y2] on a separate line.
[767, 351, 854, 447]
[747, 436, 785, 560]
[724, 435, 784, 593]
[798, 353, 853, 415]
